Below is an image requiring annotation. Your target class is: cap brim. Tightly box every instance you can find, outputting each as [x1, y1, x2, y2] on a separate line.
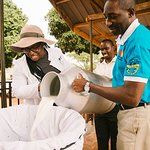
[10, 37, 55, 52]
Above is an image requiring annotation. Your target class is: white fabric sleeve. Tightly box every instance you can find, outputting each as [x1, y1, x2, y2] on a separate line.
[12, 58, 40, 99]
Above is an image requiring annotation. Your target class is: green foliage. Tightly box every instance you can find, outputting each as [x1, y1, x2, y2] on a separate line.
[46, 8, 70, 39]
[45, 8, 100, 70]
[67, 52, 99, 70]
[4, 0, 28, 67]
[45, 9, 100, 55]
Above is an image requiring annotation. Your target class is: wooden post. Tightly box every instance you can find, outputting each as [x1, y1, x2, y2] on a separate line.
[89, 20, 93, 72]
[0, 0, 7, 108]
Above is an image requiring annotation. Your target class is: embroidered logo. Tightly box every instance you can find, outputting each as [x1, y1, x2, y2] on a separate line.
[119, 50, 123, 57]
[126, 58, 140, 75]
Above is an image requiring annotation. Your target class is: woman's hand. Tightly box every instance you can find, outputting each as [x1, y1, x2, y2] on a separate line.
[71, 73, 88, 92]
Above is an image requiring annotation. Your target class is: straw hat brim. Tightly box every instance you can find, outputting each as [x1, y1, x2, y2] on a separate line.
[10, 37, 55, 52]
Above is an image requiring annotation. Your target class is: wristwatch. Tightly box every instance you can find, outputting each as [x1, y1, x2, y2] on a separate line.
[84, 82, 90, 93]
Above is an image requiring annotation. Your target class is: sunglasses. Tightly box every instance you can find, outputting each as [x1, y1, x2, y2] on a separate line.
[23, 43, 42, 54]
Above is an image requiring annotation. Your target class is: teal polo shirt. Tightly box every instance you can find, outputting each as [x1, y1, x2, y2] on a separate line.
[112, 24, 150, 103]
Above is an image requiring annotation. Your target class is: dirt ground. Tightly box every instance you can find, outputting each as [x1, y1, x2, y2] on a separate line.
[83, 122, 98, 150]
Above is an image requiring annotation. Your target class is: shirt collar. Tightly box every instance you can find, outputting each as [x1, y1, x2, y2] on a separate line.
[116, 19, 140, 45]
[112, 55, 117, 62]
[102, 55, 116, 64]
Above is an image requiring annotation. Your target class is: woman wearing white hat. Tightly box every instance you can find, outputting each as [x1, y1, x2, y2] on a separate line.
[11, 24, 72, 105]
[0, 24, 85, 150]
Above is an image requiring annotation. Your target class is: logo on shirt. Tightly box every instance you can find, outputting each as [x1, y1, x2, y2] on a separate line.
[58, 56, 63, 64]
[119, 50, 123, 57]
[126, 58, 140, 75]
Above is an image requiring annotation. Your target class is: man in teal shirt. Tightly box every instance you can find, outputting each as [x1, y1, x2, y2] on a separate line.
[71, 0, 150, 149]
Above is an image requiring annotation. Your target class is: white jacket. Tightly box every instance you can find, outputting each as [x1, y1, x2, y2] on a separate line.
[12, 47, 72, 105]
[0, 104, 86, 150]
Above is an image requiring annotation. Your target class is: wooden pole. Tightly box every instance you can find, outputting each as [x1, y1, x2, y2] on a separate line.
[89, 20, 93, 72]
[0, 0, 7, 108]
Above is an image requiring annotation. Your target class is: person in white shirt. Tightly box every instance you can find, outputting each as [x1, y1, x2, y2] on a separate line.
[94, 40, 116, 79]
[11, 24, 72, 105]
[94, 39, 119, 150]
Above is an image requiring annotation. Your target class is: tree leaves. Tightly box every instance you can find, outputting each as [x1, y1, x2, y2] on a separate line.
[46, 9, 100, 55]
[4, 0, 28, 67]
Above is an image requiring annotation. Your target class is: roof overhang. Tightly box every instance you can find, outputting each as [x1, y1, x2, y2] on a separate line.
[49, 0, 150, 48]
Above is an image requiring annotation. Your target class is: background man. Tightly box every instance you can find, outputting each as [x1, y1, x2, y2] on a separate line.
[94, 39, 119, 150]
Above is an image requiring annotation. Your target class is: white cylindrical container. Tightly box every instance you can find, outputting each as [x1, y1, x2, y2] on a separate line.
[40, 66, 115, 114]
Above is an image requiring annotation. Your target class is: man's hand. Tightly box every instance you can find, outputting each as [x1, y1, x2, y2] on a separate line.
[71, 73, 88, 92]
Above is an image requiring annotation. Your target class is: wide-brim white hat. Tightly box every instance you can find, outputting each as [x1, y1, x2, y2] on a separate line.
[10, 24, 55, 52]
